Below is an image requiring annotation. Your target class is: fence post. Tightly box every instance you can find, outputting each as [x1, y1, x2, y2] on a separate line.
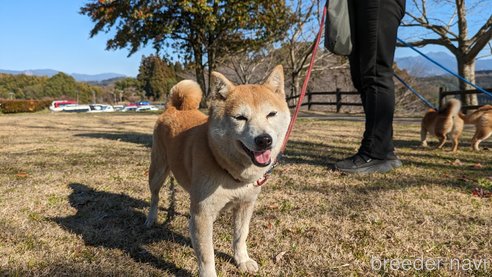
[438, 87, 444, 110]
[336, 88, 341, 113]
[307, 90, 312, 111]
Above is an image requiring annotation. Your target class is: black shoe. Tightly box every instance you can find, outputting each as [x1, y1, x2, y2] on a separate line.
[385, 152, 402, 169]
[334, 153, 394, 174]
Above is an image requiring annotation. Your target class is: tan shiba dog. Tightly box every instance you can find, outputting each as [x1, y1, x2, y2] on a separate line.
[420, 99, 464, 152]
[145, 65, 290, 277]
[461, 105, 492, 150]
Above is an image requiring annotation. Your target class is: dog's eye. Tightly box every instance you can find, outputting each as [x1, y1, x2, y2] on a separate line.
[267, 111, 277, 118]
[233, 115, 248, 121]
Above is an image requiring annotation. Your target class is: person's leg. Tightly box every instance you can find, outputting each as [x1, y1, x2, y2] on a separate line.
[348, 0, 363, 107]
[357, 0, 405, 160]
[335, 0, 405, 173]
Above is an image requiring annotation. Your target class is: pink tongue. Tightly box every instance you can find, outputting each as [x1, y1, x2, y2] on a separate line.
[253, 150, 271, 164]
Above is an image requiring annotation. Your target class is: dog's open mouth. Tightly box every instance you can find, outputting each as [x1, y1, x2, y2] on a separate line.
[240, 142, 271, 167]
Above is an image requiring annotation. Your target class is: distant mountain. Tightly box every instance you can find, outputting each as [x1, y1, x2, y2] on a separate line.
[396, 51, 492, 77]
[0, 68, 126, 82]
[476, 70, 492, 88]
[71, 73, 126, 82]
[86, 77, 127, 86]
[0, 68, 59, 77]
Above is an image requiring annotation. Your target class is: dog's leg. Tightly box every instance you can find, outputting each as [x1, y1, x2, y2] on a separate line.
[472, 135, 479, 151]
[437, 134, 447, 149]
[482, 131, 492, 149]
[190, 208, 217, 277]
[450, 119, 463, 152]
[233, 201, 259, 274]
[451, 136, 459, 152]
[451, 130, 460, 152]
[420, 126, 428, 147]
[145, 143, 169, 227]
[473, 130, 492, 151]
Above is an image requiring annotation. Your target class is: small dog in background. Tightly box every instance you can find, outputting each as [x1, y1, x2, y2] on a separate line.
[460, 105, 492, 151]
[420, 99, 464, 152]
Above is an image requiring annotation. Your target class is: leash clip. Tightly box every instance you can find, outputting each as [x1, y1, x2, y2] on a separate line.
[267, 153, 283, 175]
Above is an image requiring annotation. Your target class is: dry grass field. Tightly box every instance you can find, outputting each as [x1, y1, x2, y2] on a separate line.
[1, 112, 491, 276]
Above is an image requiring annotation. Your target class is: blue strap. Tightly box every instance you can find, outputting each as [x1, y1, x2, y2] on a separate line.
[394, 73, 437, 110]
[397, 37, 492, 99]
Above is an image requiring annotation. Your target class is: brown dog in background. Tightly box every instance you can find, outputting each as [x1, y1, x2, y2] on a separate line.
[420, 99, 464, 152]
[460, 105, 492, 150]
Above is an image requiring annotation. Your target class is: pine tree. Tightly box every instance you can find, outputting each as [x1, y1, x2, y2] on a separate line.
[137, 55, 176, 101]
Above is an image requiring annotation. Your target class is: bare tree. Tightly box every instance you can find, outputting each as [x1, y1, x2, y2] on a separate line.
[216, 45, 277, 84]
[283, 0, 342, 101]
[400, 0, 492, 105]
[217, 0, 347, 99]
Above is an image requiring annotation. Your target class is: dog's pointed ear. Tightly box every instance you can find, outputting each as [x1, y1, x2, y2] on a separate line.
[263, 65, 285, 96]
[210, 71, 235, 100]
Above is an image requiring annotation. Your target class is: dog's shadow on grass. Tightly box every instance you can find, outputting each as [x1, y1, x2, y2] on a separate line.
[51, 182, 231, 276]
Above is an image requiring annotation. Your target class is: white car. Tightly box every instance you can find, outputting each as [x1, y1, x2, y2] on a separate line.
[113, 105, 124, 111]
[136, 105, 159, 112]
[122, 106, 138, 112]
[89, 104, 114, 112]
[62, 104, 91, 113]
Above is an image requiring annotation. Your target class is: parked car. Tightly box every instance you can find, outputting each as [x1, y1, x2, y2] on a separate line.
[122, 105, 138, 112]
[62, 104, 91, 113]
[137, 101, 150, 106]
[49, 100, 77, 112]
[153, 104, 165, 110]
[113, 105, 124, 111]
[136, 105, 159, 112]
[89, 104, 114, 112]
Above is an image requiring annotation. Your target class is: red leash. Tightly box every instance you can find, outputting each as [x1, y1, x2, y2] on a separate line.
[256, 5, 327, 186]
[280, 5, 327, 153]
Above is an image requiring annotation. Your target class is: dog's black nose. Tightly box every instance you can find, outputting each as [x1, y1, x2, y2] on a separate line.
[255, 134, 272, 149]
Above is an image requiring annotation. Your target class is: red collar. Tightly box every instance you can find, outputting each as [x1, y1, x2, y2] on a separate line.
[221, 167, 269, 186]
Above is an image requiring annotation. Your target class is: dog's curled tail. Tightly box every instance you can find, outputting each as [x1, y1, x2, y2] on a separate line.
[441, 98, 461, 117]
[167, 80, 203, 110]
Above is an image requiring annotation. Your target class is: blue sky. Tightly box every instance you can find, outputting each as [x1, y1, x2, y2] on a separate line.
[0, 0, 155, 76]
[0, 1, 490, 77]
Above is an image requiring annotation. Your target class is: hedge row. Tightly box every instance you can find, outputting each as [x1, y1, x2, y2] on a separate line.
[0, 99, 52, 114]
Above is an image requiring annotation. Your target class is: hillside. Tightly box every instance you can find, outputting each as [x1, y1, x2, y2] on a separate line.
[395, 52, 492, 77]
[0, 68, 126, 82]
[415, 70, 492, 91]
[0, 72, 106, 102]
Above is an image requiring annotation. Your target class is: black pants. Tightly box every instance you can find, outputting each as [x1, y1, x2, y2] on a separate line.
[348, 0, 406, 159]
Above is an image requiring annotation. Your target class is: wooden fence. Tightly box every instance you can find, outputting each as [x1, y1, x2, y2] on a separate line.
[286, 89, 362, 112]
[287, 87, 492, 112]
[438, 87, 492, 111]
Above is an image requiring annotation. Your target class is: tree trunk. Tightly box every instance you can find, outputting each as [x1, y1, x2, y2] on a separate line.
[207, 49, 216, 98]
[192, 45, 207, 108]
[457, 56, 478, 106]
[290, 72, 299, 105]
[195, 64, 206, 95]
[294, 74, 300, 101]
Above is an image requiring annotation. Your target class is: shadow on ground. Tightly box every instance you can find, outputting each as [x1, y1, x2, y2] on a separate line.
[52, 183, 191, 275]
[51, 183, 234, 275]
[75, 132, 152, 148]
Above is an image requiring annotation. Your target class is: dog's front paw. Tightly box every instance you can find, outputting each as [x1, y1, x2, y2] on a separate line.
[238, 259, 259, 273]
